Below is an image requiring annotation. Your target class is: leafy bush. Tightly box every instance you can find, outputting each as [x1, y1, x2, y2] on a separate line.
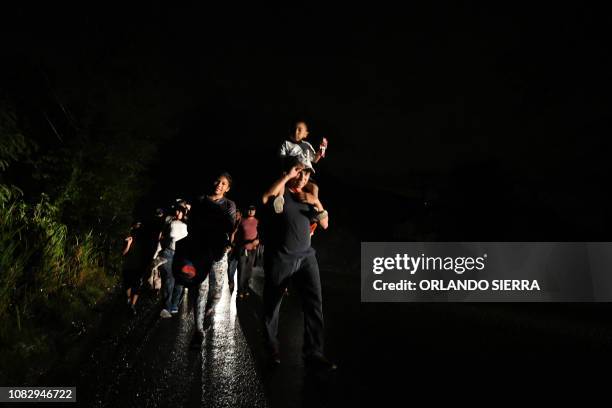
[0, 89, 154, 382]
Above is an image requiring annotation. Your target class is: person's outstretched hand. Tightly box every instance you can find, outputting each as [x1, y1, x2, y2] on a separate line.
[319, 137, 328, 158]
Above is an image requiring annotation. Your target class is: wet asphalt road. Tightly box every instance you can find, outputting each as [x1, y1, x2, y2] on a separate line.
[73, 266, 352, 408]
[48, 224, 612, 407]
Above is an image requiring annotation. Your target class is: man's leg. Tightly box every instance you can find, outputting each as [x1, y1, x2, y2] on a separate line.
[170, 281, 184, 312]
[293, 254, 325, 358]
[237, 249, 249, 295]
[227, 254, 238, 292]
[186, 281, 204, 333]
[263, 255, 293, 358]
[244, 249, 256, 292]
[263, 278, 285, 356]
[159, 250, 175, 312]
[205, 252, 227, 315]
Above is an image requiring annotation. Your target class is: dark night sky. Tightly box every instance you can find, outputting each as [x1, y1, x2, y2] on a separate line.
[3, 3, 612, 238]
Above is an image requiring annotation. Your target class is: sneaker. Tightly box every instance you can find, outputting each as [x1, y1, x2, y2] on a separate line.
[160, 309, 172, 318]
[129, 304, 137, 316]
[170, 307, 179, 314]
[304, 354, 337, 371]
[273, 195, 284, 213]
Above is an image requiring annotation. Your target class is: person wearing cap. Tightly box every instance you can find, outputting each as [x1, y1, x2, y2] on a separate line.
[234, 204, 260, 299]
[260, 158, 336, 371]
[271, 156, 328, 226]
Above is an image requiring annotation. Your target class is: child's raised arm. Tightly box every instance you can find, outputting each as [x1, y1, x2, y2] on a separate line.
[313, 137, 328, 163]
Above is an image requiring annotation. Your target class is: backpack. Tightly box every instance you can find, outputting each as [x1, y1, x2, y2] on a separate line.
[172, 236, 211, 286]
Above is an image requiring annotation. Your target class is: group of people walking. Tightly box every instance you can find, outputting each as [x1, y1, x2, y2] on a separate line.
[121, 119, 336, 371]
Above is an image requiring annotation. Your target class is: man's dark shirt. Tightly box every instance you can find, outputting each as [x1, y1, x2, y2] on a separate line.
[265, 189, 316, 258]
[188, 195, 236, 261]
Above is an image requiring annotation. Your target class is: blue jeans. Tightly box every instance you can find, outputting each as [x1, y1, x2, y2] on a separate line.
[237, 248, 256, 293]
[159, 248, 183, 311]
[227, 254, 238, 286]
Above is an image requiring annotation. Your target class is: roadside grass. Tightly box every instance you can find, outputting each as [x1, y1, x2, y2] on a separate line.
[0, 186, 119, 385]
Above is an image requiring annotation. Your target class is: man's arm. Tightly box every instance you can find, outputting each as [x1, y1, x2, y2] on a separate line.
[318, 211, 329, 230]
[262, 165, 302, 205]
[222, 201, 237, 235]
[296, 192, 329, 230]
[310, 198, 329, 230]
[122, 236, 132, 255]
[230, 223, 238, 244]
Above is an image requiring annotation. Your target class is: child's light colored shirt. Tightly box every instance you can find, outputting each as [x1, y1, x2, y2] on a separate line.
[279, 139, 317, 168]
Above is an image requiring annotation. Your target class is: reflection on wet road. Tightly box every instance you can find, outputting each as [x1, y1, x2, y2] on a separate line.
[77, 267, 344, 408]
[199, 274, 266, 408]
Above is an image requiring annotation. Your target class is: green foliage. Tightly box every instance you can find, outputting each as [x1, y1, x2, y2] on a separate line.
[0, 187, 111, 318]
[0, 128, 121, 383]
[0, 89, 161, 382]
[0, 186, 31, 317]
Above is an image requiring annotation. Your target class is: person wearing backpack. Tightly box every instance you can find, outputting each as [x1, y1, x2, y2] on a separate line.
[173, 172, 237, 347]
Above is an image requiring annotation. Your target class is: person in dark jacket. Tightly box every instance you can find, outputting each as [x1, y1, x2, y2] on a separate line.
[122, 221, 149, 315]
[174, 171, 237, 346]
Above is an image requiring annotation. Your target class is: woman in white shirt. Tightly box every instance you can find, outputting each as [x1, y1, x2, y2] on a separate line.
[158, 206, 188, 318]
